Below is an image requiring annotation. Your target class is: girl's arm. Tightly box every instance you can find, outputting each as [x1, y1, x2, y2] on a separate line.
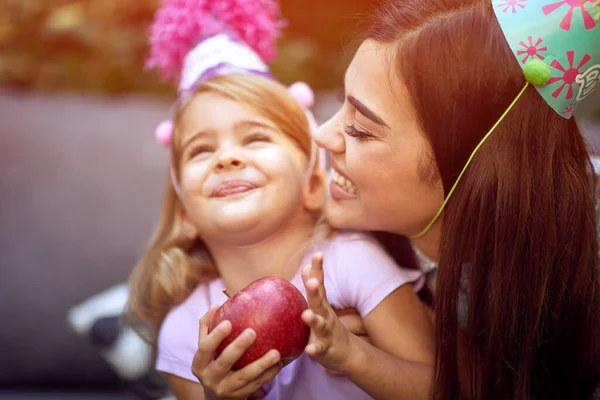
[165, 374, 206, 400]
[301, 253, 435, 400]
[161, 306, 281, 400]
[191, 306, 282, 400]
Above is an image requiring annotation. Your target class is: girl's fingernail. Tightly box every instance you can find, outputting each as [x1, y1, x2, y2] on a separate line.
[270, 351, 281, 363]
[243, 329, 256, 340]
[220, 320, 231, 330]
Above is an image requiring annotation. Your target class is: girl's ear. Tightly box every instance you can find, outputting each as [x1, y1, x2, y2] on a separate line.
[180, 208, 199, 240]
[303, 169, 327, 212]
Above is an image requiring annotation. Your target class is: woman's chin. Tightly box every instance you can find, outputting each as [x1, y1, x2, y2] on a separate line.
[324, 201, 363, 230]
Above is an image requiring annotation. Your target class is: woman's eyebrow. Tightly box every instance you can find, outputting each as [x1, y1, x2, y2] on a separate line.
[347, 95, 389, 128]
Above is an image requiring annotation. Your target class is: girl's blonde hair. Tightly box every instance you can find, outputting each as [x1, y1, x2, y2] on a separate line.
[128, 73, 327, 341]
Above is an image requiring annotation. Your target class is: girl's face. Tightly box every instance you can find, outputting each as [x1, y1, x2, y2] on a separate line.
[177, 91, 321, 246]
[315, 40, 444, 237]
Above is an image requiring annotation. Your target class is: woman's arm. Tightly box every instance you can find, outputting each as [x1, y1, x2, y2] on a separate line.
[363, 284, 434, 366]
[346, 285, 434, 399]
[301, 253, 435, 400]
[341, 334, 433, 400]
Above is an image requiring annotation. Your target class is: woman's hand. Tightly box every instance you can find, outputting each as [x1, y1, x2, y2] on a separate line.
[192, 306, 283, 400]
[326, 308, 370, 376]
[300, 253, 356, 374]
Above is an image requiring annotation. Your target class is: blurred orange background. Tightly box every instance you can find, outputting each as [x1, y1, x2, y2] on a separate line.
[0, 0, 374, 96]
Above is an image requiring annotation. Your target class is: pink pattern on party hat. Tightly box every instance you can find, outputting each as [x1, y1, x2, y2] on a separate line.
[517, 36, 547, 63]
[548, 50, 592, 99]
[542, 0, 597, 31]
[497, 0, 528, 13]
[146, 0, 285, 82]
[562, 102, 578, 117]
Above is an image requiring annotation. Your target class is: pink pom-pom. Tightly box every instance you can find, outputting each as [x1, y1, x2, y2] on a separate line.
[288, 81, 315, 108]
[146, 0, 286, 83]
[155, 120, 174, 147]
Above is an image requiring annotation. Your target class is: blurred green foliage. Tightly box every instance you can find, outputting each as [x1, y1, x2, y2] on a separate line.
[0, 0, 372, 97]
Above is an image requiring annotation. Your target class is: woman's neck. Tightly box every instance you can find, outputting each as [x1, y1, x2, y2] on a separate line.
[205, 213, 317, 294]
[410, 220, 442, 263]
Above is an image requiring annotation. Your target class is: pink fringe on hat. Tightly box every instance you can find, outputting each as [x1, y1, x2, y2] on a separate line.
[146, 0, 285, 83]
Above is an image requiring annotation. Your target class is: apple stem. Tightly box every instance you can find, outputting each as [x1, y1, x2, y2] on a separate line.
[222, 289, 232, 299]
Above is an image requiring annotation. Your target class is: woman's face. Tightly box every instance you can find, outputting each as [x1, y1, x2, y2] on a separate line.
[315, 39, 444, 237]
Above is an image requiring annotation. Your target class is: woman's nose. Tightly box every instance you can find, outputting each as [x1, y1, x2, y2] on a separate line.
[313, 111, 345, 154]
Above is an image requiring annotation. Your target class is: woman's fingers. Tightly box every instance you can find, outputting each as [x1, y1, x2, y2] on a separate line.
[325, 311, 370, 377]
[305, 340, 326, 357]
[302, 309, 328, 335]
[302, 262, 330, 318]
[310, 253, 324, 282]
[301, 309, 329, 357]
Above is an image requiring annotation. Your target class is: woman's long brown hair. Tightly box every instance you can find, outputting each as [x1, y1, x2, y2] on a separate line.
[366, 0, 600, 398]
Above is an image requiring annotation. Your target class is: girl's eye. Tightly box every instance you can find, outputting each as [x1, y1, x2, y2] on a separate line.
[343, 124, 376, 141]
[187, 145, 213, 159]
[245, 134, 271, 144]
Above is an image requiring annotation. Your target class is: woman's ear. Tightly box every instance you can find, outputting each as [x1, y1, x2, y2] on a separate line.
[303, 169, 327, 212]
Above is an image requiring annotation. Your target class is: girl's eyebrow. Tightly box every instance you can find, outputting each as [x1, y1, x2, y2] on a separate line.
[182, 119, 278, 148]
[181, 129, 212, 148]
[233, 120, 278, 132]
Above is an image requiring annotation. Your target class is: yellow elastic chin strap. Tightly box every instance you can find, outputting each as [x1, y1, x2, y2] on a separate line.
[409, 82, 530, 239]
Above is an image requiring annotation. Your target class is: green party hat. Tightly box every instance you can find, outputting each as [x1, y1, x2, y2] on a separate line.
[492, 0, 600, 118]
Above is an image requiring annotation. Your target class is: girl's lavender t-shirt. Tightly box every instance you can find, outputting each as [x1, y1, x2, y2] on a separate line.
[156, 231, 424, 400]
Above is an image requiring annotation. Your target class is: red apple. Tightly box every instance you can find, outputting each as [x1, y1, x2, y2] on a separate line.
[210, 276, 310, 370]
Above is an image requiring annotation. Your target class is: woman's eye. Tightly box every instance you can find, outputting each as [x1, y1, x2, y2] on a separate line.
[343, 124, 375, 141]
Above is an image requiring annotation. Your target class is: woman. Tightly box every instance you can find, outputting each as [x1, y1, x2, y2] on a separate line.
[311, 0, 600, 398]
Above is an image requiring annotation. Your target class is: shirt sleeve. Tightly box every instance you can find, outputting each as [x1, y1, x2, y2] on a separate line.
[325, 233, 425, 318]
[155, 304, 201, 383]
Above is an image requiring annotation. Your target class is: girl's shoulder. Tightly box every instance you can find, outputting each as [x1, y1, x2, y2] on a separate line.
[317, 230, 403, 267]
[313, 229, 418, 277]
[319, 229, 381, 251]
[158, 279, 226, 349]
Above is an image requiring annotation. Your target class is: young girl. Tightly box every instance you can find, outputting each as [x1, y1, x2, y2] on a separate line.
[128, 1, 434, 399]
